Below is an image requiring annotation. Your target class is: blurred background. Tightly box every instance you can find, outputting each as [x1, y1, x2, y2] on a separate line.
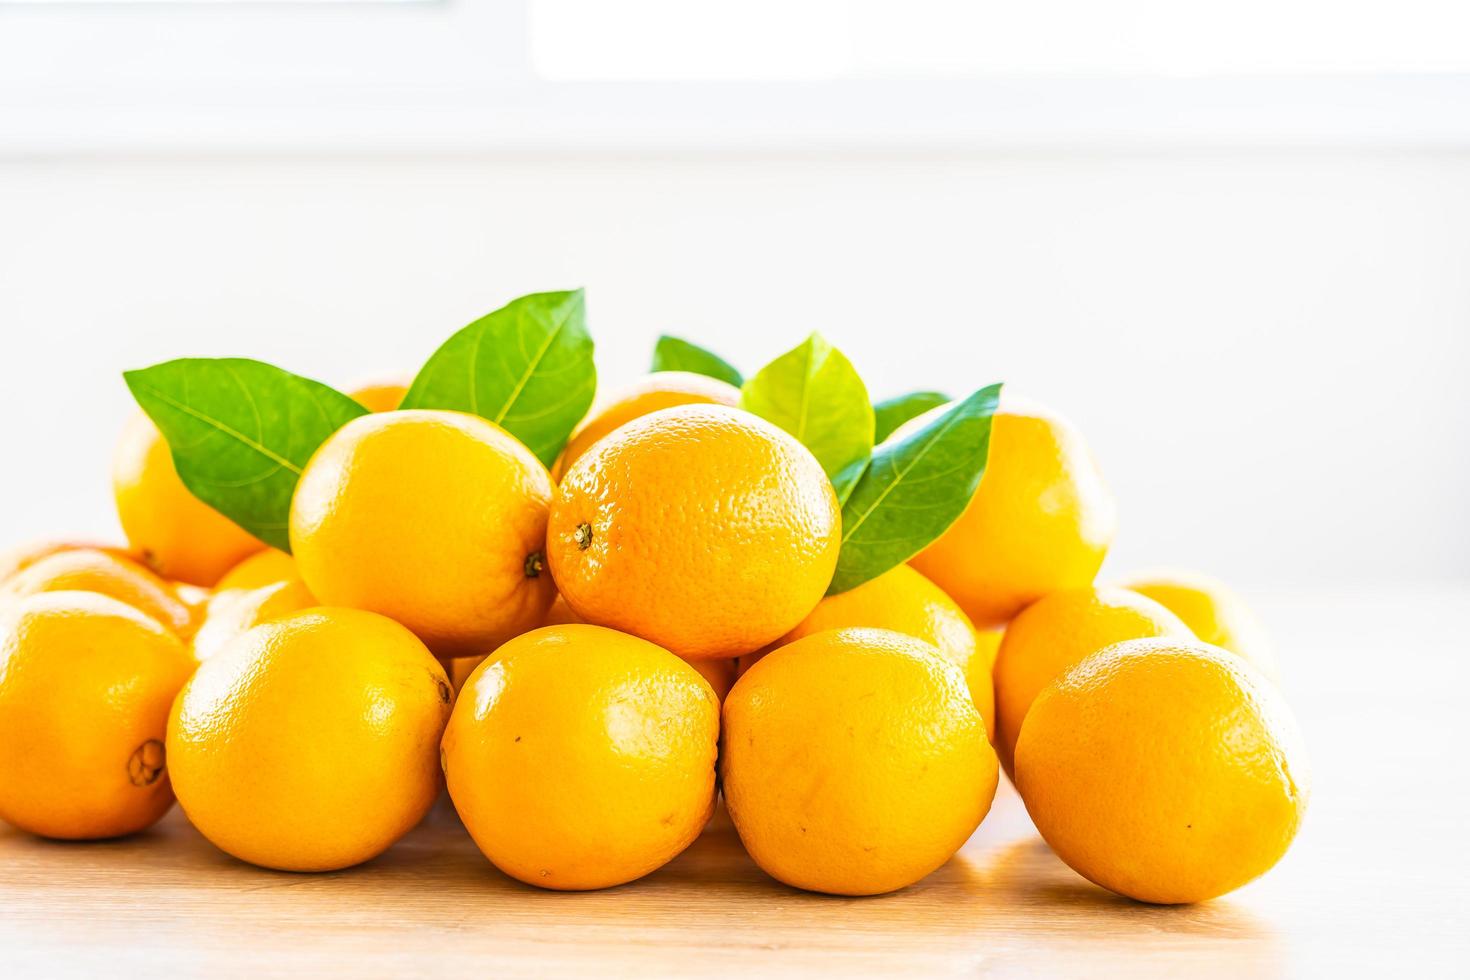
[2, 1, 1468, 590]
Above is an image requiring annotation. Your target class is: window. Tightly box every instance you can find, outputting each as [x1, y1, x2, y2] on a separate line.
[3, 1, 1469, 151]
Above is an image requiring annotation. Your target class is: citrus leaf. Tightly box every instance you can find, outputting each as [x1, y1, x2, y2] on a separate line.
[740, 333, 874, 485]
[123, 359, 368, 552]
[400, 289, 595, 467]
[651, 335, 744, 387]
[828, 383, 1003, 595]
[830, 456, 870, 508]
[874, 390, 951, 443]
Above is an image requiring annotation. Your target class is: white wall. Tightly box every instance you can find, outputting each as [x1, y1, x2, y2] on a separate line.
[1, 150, 1466, 587]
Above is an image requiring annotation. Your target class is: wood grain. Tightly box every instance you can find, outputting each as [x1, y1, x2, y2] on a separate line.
[1, 591, 1466, 977]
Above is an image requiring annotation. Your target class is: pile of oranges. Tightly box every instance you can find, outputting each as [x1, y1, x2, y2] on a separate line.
[0, 366, 1308, 904]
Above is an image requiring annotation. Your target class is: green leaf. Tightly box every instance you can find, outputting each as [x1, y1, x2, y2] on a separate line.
[873, 390, 951, 443]
[651, 335, 744, 387]
[740, 333, 875, 484]
[828, 383, 1003, 595]
[400, 289, 596, 467]
[830, 456, 870, 508]
[123, 359, 368, 552]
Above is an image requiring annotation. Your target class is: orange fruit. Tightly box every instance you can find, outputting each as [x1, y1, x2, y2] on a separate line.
[552, 371, 742, 480]
[536, 595, 735, 699]
[740, 564, 995, 738]
[722, 628, 997, 896]
[447, 654, 484, 696]
[190, 578, 317, 662]
[349, 381, 409, 414]
[548, 405, 840, 661]
[969, 627, 1002, 733]
[112, 411, 264, 587]
[1, 547, 198, 639]
[215, 548, 297, 592]
[971, 625, 1002, 673]
[167, 608, 452, 871]
[687, 658, 737, 702]
[173, 582, 212, 615]
[443, 625, 719, 890]
[290, 410, 555, 659]
[0, 539, 135, 585]
[445, 595, 588, 697]
[1115, 569, 1278, 681]
[0, 591, 195, 839]
[992, 587, 1191, 772]
[1015, 637, 1309, 904]
[909, 397, 1116, 629]
[542, 594, 584, 628]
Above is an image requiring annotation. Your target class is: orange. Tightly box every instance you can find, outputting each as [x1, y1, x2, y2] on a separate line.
[722, 628, 997, 896]
[0, 539, 135, 585]
[190, 578, 317, 662]
[740, 564, 995, 738]
[909, 397, 1116, 629]
[112, 411, 264, 587]
[173, 582, 212, 616]
[552, 371, 742, 480]
[290, 410, 555, 659]
[969, 627, 1002, 735]
[548, 405, 840, 661]
[167, 608, 451, 872]
[1, 547, 198, 639]
[446, 598, 734, 702]
[447, 654, 484, 696]
[687, 658, 737, 702]
[971, 625, 1002, 674]
[444, 625, 719, 890]
[0, 591, 195, 839]
[993, 587, 1191, 772]
[446, 595, 581, 698]
[349, 381, 409, 414]
[1015, 637, 1309, 904]
[542, 594, 584, 628]
[1115, 569, 1279, 681]
[216, 548, 297, 592]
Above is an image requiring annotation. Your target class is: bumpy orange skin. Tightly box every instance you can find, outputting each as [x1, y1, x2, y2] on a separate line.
[443, 625, 720, 890]
[2, 548, 198, 639]
[216, 549, 298, 592]
[189, 578, 317, 662]
[993, 587, 1192, 773]
[1015, 638, 1309, 905]
[552, 372, 742, 480]
[290, 411, 555, 659]
[112, 412, 264, 587]
[741, 565, 994, 739]
[168, 608, 452, 872]
[348, 381, 409, 414]
[722, 628, 998, 896]
[1115, 569, 1279, 681]
[0, 592, 195, 839]
[909, 399, 1117, 629]
[548, 405, 840, 661]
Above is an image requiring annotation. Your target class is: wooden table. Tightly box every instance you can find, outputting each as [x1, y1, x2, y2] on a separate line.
[3, 590, 1466, 977]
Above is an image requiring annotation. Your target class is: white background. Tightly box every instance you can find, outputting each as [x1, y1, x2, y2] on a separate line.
[1, 1, 1468, 593]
